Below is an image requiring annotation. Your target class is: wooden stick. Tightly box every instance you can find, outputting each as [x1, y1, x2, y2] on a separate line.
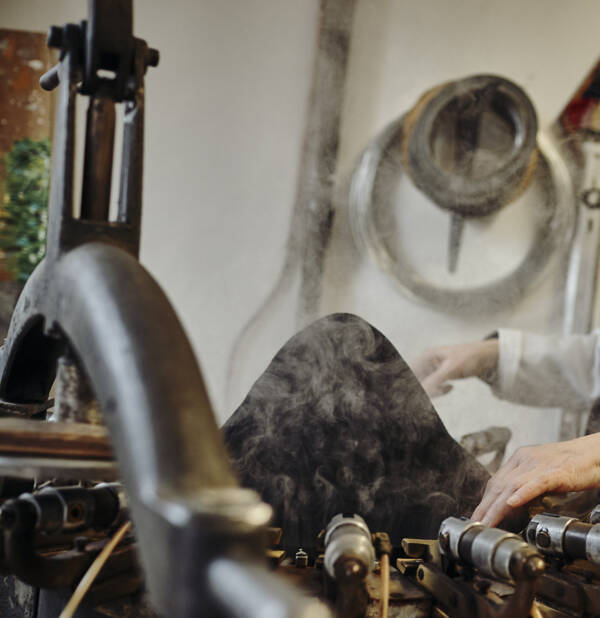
[380, 553, 389, 618]
[59, 521, 132, 618]
[0, 418, 112, 459]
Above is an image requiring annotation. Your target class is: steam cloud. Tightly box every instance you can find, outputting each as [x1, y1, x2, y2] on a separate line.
[223, 313, 489, 552]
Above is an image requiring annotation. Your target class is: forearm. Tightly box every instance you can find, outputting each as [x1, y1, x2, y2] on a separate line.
[472, 432, 600, 527]
[492, 329, 600, 409]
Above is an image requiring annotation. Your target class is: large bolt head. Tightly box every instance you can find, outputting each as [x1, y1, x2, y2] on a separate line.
[47, 26, 63, 48]
[537, 529, 551, 549]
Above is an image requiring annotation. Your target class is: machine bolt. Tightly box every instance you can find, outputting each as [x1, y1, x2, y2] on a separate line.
[67, 502, 85, 523]
[295, 547, 308, 568]
[537, 529, 551, 549]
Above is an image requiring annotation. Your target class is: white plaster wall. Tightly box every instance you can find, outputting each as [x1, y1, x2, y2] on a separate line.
[2, 0, 600, 450]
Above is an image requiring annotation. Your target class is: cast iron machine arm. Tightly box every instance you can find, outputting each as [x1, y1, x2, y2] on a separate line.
[0, 1, 329, 616]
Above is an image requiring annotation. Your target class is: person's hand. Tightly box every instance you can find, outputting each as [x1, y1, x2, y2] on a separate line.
[410, 340, 499, 398]
[471, 433, 600, 527]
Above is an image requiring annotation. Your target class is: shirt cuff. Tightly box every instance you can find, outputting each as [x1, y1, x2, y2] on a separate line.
[495, 328, 523, 399]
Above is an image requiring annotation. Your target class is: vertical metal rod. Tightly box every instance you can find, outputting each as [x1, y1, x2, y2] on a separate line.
[45, 48, 78, 265]
[225, 0, 355, 410]
[117, 39, 146, 256]
[296, 0, 356, 327]
[117, 99, 143, 232]
[80, 95, 115, 221]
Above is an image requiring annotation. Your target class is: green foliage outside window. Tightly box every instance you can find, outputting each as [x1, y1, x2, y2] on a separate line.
[1, 138, 50, 281]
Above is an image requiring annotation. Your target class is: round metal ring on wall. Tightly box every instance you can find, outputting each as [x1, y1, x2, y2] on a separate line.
[348, 118, 575, 314]
[403, 75, 539, 217]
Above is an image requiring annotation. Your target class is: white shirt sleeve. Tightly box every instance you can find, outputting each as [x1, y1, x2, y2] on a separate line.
[492, 328, 600, 409]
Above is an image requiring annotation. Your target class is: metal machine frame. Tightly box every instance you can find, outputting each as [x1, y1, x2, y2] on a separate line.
[0, 2, 325, 616]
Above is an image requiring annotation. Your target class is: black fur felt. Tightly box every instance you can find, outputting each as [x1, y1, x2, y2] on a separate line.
[223, 313, 489, 552]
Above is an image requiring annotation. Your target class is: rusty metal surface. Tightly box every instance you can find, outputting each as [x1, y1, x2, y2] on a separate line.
[0, 398, 53, 419]
[0, 485, 140, 609]
[81, 96, 116, 221]
[37, 587, 157, 618]
[53, 355, 102, 424]
[0, 576, 38, 618]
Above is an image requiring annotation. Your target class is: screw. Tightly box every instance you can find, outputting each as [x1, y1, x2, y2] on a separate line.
[295, 547, 308, 568]
[67, 502, 84, 522]
[537, 529, 551, 549]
